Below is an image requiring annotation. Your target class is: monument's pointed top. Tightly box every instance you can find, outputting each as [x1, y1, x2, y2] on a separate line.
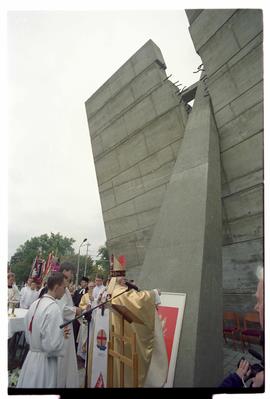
[85, 38, 166, 106]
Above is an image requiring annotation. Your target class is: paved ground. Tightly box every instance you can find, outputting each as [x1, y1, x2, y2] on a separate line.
[78, 340, 263, 387]
[9, 340, 263, 387]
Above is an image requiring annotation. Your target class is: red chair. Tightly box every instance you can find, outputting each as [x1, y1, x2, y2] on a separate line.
[223, 311, 240, 351]
[240, 312, 262, 351]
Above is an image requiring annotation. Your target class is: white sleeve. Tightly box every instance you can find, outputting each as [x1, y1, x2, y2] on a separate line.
[57, 294, 76, 321]
[62, 305, 76, 321]
[40, 305, 64, 356]
[153, 289, 161, 305]
[20, 289, 27, 308]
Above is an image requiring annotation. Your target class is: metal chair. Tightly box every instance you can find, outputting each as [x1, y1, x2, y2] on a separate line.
[223, 311, 240, 351]
[240, 312, 262, 351]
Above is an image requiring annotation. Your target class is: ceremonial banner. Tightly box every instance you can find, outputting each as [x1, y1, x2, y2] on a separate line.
[43, 252, 53, 280]
[31, 255, 46, 284]
[157, 292, 186, 387]
[90, 308, 110, 388]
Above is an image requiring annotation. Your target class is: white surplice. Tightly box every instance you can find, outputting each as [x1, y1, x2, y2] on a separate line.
[144, 310, 168, 387]
[20, 287, 39, 309]
[56, 287, 80, 388]
[92, 285, 105, 301]
[16, 294, 64, 388]
[8, 284, 20, 302]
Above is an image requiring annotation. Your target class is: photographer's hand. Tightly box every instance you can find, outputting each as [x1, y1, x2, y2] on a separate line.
[236, 359, 251, 381]
[251, 370, 264, 387]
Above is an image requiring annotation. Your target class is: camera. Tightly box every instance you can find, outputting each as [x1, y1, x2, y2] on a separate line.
[237, 349, 264, 382]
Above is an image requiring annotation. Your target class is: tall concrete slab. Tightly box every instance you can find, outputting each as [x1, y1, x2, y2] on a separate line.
[138, 80, 223, 387]
[186, 9, 263, 313]
[85, 40, 188, 278]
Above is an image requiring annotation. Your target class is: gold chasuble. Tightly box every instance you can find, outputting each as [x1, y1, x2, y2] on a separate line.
[109, 281, 156, 387]
[86, 254, 165, 388]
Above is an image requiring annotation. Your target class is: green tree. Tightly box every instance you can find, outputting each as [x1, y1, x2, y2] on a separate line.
[90, 245, 110, 280]
[10, 233, 75, 285]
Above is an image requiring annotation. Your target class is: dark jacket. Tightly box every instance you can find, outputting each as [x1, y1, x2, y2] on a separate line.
[219, 373, 244, 388]
[72, 287, 88, 307]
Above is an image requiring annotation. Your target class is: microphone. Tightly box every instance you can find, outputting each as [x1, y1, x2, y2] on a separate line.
[125, 280, 139, 292]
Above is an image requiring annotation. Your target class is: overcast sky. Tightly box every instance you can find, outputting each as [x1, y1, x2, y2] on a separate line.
[7, 9, 202, 260]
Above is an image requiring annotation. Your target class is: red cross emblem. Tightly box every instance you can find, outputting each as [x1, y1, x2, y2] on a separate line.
[96, 329, 107, 351]
[95, 372, 105, 388]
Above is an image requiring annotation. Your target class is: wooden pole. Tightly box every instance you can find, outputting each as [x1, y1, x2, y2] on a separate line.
[120, 316, 125, 387]
[107, 324, 115, 387]
[131, 332, 138, 387]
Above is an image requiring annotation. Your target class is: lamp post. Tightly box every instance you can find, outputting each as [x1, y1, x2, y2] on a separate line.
[84, 243, 91, 276]
[76, 238, 87, 287]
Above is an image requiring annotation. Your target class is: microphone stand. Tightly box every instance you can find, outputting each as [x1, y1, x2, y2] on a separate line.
[59, 287, 129, 388]
[59, 288, 129, 329]
[84, 309, 92, 388]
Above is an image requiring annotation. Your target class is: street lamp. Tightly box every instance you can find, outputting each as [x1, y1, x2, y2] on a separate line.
[84, 243, 91, 276]
[75, 238, 87, 287]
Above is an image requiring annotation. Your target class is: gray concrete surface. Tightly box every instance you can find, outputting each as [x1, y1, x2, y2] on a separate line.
[86, 40, 188, 278]
[138, 80, 223, 387]
[186, 9, 263, 313]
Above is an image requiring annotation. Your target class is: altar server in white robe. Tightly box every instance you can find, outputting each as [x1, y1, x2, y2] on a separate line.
[20, 280, 39, 309]
[17, 272, 67, 388]
[56, 262, 81, 388]
[8, 272, 20, 302]
[19, 277, 33, 302]
[92, 274, 106, 303]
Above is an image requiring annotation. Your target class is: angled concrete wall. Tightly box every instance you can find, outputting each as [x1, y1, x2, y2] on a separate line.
[85, 40, 188, 278]
[186, 9, 263, 313]
[138, 80, 223, 387]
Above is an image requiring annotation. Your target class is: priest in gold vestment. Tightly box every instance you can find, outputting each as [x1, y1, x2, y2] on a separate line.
[101, 255, 168, 387]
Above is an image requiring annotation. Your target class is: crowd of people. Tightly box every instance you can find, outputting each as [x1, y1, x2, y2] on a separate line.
[8, 266, 107, 388]
[7, 260, 264, 389]
[8, 258, 165, 388]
